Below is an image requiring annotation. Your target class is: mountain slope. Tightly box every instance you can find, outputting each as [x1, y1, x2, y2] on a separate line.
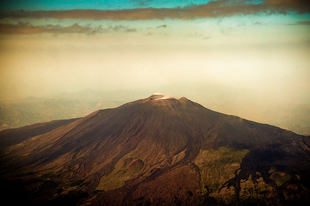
[0, 118, 80, 148]
[1, 94, 310, 205]
[0, 96, 123, 131]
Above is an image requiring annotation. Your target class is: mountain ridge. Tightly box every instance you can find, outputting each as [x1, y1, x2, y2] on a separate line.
[1, 89, 310, 135]
[0, 95, 309, 205]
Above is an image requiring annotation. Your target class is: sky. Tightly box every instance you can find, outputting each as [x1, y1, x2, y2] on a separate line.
[0, 0, 310, 109]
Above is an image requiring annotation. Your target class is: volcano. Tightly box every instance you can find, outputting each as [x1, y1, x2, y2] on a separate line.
[1, 94, 310, 205]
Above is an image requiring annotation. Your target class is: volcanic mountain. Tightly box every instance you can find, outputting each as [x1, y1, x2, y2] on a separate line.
[1, 94, 310, 206]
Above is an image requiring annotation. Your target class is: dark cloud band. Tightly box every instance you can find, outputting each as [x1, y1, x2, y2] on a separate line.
[298, 21, 310, 25]
[0, 0, 309, 20]
[0, 22, 136, 34]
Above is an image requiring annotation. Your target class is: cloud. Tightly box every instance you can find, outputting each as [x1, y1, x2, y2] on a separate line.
[297, 21, 310, 25]
[192, 32, 212, 40]
[287, 20, 310, 26]
[108, 25, 137, 32]
[156, 25, 167, 29]
[129, 0, 152, 7]
[0, 22, 98, 34]
[0, 22, 136, 34]
[0, 0, 309, 20]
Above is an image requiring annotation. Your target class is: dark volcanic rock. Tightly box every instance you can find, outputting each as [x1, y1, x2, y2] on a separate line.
[0, 94, 309, 205]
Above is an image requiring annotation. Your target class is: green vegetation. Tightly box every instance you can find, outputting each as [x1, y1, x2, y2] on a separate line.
[194, 147, 249, 203]
[195, 148, 284, 204]
[268, 166, 291, 186]
[239, 174, 275, 202]
[268, 166, 277, 174]
[195, 148, 279, 204]
[195, 147, 249, 194]
[96, 152, 145, 191]
[270, 172, 291, 186]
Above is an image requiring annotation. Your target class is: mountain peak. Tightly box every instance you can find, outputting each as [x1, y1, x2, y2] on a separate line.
[123, 94, 197, 110]
[178, 96, 188, 101]
[148, 93, 173, 101]
[1, 94, 309, 206]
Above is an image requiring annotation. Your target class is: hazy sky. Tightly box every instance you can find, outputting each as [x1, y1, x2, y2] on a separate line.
[0, 0, 310, 105]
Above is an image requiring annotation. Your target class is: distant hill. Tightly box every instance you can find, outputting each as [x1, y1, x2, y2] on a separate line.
[1, 95, 310, 205]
